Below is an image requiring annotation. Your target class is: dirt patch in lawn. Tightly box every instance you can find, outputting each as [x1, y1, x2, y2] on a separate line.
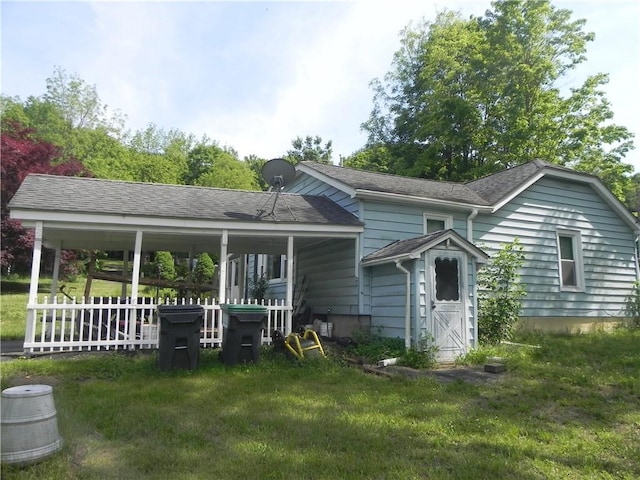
[357, 362, 506, 384]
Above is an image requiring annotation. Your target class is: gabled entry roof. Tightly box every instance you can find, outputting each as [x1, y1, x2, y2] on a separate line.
[361, 229, 489, 267]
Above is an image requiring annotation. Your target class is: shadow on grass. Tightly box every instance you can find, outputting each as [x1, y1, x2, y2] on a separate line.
[2, 332, 639, 479]
[1, 281, 31, 293]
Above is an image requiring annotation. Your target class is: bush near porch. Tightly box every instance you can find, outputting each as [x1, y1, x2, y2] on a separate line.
[1, 329, 639, 479]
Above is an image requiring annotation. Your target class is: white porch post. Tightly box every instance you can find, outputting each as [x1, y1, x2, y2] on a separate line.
[50, 242, 61, 298]
[25, 221, 44, 350]
[239, 254, 247, 300]
[131, 231, 143, 301]
[286, 236, 294, 334]
[121, 250, 129, 298]
[219, 230, 228, 303]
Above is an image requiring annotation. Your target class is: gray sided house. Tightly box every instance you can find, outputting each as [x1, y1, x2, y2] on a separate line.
[273, 160, 639, 358]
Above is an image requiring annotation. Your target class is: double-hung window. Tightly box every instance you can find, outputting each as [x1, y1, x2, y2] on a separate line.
[557, 229, 584, 291]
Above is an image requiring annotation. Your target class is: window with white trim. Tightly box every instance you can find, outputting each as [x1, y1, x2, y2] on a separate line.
[424, 213, 453, 235]
[259, 254, 287, 281]
[557, 230, 584, 290]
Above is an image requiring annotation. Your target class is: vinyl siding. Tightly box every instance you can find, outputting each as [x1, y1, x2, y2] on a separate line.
[296, 239, 359, 316]
[474, 177, 637, 318]
[369, 262, 414, 339]
[286, 174, 359, 215]
[361, 200, 470, 257]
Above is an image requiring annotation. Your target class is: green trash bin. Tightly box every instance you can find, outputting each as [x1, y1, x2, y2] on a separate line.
[220, 304, 268, 366]
[157, 305, 204, 371]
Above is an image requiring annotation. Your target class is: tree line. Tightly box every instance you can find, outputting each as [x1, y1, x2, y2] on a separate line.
[0, 67, 333, 274]
[345, 0, 638, 207]
[2, 0, 639, 276]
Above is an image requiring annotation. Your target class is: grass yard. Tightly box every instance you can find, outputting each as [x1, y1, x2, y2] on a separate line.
[1, 328, 639, 479]
[2, 276, 639, 478]
[1, 276, 135, 340]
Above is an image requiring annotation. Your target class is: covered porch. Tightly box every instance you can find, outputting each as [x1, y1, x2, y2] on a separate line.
[8, 174, 363, 354]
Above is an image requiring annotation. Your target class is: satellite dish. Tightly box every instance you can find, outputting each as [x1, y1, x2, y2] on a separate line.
[261, 158, 296, 191]
[256, 158, 297, 220]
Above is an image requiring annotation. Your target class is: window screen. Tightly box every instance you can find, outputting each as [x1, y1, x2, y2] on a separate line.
[435, 257, 459, 301]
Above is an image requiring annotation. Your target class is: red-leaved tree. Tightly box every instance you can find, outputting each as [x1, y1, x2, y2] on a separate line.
[1, 121, 90, 275]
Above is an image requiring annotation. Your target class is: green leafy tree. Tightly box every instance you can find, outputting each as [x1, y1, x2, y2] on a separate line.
[244, 154, 269, 190]
[143, 251, 176, 281]
[193, 252, 215, 285]
[187, 144, 259, 190]
[1, 121, 89, 274]
[285, 135, 333, 164]
[341, 144, 394, 173]
[477, 239, 526, 345]
[362, 0, 635, 202]
[2, 69, 133, 179]
[43, 66, 125, 133]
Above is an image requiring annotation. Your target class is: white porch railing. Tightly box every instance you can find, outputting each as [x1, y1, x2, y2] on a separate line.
[24, 296, 291, 354]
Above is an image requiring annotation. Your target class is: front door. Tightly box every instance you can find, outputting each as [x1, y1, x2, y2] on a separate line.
[429, 250, 467, 361]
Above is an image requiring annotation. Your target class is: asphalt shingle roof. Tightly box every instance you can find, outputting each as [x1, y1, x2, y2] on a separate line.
[300, 159, 583, 207]
[299, 162, 490, 206]
[9, 174, 363, 226]
[465, 159, 550, 204]
[361, 229, 489, 265]
[362, 231, 447, 263]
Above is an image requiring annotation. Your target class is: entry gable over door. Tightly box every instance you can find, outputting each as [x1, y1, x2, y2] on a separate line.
[361, 229, 488, 267]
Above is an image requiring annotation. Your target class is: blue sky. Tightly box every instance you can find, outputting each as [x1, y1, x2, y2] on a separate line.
[2, 1, 639, 171]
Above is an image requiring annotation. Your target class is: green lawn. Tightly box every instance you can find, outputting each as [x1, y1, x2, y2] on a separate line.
[1, 328, 639, 479]
[2, 276, 639, 478]
[1, 276, 135, 340]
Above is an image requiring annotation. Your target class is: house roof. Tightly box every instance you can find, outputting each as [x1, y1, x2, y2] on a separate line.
[8, 174, 363, 253]
[465, 159, 589, 204]
[361, 229, 489, 267]
[297, 162, 490, 208]
[9, 174, 363, 227]
[297, 160, 639, 233]
[465, 160, 546, 204]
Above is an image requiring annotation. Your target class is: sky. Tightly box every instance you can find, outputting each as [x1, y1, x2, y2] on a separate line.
[2, 1, 639, 171]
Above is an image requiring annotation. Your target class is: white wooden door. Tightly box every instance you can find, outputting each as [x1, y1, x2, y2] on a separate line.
[429, 250, 467, 362]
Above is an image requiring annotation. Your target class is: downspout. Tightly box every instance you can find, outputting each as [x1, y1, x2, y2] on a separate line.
[395, 260, 411, 349]
[466, 208, 478, 242]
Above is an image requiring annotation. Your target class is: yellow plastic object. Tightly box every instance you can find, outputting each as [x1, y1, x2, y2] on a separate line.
[284, 329, 326, 360]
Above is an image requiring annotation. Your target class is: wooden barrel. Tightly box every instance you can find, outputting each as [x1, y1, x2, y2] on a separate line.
[1, 384, 63, 465]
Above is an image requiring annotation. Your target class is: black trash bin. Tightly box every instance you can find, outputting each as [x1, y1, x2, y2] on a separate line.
[220, 304, 268, 366]
[157, 305, 204, 371]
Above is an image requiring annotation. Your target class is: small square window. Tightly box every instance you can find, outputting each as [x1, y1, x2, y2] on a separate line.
[426, 219, 446, 234]
[424, 213, 452, 235]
